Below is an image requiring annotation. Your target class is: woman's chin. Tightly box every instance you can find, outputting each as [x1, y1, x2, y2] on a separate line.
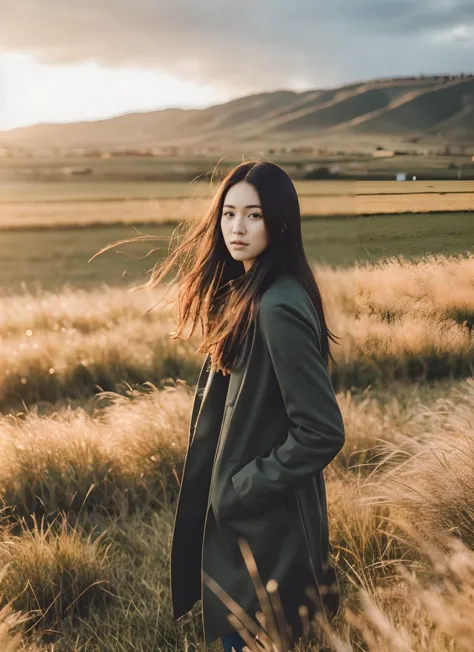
[231, 252, 250, 262]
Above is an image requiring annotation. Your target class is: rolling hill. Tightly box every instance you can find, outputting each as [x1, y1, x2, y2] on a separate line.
[1, 75, 473, 151]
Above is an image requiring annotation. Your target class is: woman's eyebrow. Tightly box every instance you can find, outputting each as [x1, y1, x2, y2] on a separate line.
[223, 204, 261, 209]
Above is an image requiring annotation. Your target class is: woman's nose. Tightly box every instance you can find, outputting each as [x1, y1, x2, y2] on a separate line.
[232, 222, 246, 234]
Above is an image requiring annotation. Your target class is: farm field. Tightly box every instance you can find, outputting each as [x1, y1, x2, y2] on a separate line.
[1, 179, 356, 201]
[1, 152, 472, 184]
[1, 180, 473, 231]
[2, 179, 474, 203]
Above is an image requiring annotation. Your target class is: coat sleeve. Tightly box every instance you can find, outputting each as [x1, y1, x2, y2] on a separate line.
[231, 296, 345, 515]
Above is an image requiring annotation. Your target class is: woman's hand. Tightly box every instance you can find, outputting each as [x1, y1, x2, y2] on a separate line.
[215, 478, 249, 520]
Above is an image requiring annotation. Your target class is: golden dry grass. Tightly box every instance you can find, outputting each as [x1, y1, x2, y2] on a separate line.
[356, 192, 474, 215]
[357, 181, 474, 194]
[1, 182, 474, 230]
[0, 195, 356, 230]
[0, 253, 473, 649]
[0, 362, 473, 648]
[1, 180, 471, 203]
[0, 254, 473, 411]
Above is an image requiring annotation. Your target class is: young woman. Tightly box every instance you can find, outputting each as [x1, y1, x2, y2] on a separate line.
[105, 160, 346, 650]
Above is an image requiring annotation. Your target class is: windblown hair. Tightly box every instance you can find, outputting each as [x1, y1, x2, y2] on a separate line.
[91, 160, 341, 376]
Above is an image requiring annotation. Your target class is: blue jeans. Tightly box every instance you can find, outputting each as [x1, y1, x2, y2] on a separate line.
[221, 630, 247, 652]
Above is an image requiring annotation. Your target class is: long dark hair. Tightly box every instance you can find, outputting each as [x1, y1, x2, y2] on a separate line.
[91, 160, 341, 375]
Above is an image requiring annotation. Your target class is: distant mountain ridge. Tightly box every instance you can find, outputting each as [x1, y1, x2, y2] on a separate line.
[1, 74, 473, 150]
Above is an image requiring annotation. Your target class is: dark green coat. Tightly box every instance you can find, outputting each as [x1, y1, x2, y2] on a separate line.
[170, 274, 345, 648]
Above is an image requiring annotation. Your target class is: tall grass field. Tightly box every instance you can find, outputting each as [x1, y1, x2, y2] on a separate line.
[0, 171, 473, 650]
[0, 250, 473, 650]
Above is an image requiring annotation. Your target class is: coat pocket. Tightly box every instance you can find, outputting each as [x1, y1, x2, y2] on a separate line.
[224, 497, 293, 572]
[210, 459, 250, 523]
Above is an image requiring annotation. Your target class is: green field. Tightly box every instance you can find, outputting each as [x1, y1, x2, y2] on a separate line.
[2, 219, 355, 294]
[2, 212, 473, 294]
[357, 212, 474, 261]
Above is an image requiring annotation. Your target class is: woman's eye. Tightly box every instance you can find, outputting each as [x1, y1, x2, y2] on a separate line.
[222, 211, 261, 218]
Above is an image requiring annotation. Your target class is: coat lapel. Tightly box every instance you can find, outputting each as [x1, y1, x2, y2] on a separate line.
[223, 321, 257, 410]
[188, 353, 211, 442]
[189, 321, 256, 452]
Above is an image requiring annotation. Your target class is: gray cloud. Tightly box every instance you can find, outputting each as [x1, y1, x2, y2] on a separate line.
[330, 0, 474, 32]
[0, 0, 472, 96]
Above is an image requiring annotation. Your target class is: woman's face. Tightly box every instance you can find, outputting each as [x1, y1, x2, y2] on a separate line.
[221, 181, 269, 272]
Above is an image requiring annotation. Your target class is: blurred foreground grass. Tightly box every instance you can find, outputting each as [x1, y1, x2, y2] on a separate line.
[0, 367, 473, 649]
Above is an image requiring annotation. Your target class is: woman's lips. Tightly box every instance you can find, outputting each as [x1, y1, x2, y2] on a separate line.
[231, 242, 248, 248]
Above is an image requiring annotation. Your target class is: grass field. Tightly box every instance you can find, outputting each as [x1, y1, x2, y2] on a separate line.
[0, 254, 473, 650]
[1, 254, 472, 412]
[1, 172, 474, 650]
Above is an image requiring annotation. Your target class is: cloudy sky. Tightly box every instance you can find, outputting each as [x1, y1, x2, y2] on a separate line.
[0, 0, 472, 131]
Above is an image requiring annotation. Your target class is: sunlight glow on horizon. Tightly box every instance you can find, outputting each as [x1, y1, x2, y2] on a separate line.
[0, 52, 231, 132]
